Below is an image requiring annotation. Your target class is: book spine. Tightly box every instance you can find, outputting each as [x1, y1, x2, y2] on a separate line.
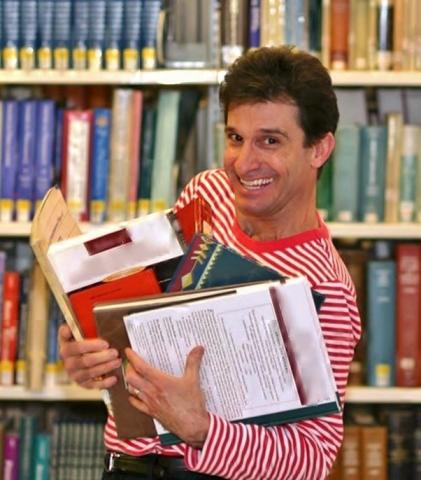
[0, 100, 19, 222]
[387, 408, 414, 478]
[321, 0, 331, 67]
[0, 251, 7, 349]
[399, 125, 420, 222]
[72, 0, 89, 70]
[366, 260, 396, 386]
[105, 0, 124, 71]
[140, 0, 161, 69]
[260, 0, 286, 47]
[89, 108, 111, 224]
[396, 243, 421, 386]
[2, 0, 20, 69]
[285, 0, 309, 51]
[18, 415, 37, 480]
[19, 0, 37, 70]
[221, 0, 247, 66]
[61, 110, 93, 222]
[3, 433, 19, 480]
[127, 91, 143, 219]
[87, 0, 107, 70]
[330, 0, 350, 69]
[360, 426, 388, 479]
[34, 100, 55, 210]
[137, 102, 157, 216]
[32, 433, 51, 480]
[123, 0, 142, 71]
[359, 125, 387, 223]
[332, 124, 361, 222]
[37, 0, 54, 69]
[45, 299, 63, 386]
[376, 0, 394, 70]
[248, 0, 261, 48]
[107, 89, 133, 221]
[15, 270, 30, 385]
[384, 112, 403, 222]
[16, 100, 37, 222]
[308, 0, 323, 58]
[348, 0, 369, 70]
[0, 272, 21, 386]
[53, 108, 64, 184]
[342, 425, 361, 479]
[53, 0, 72, 70]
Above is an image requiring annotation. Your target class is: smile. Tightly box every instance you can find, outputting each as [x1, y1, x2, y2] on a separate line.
[239, 177, 274, 189]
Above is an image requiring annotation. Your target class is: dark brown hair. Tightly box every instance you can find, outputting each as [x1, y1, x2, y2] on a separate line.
[219, 46, 339, 147]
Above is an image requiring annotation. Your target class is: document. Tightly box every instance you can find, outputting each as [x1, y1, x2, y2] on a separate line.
[123, 277, 340, 444]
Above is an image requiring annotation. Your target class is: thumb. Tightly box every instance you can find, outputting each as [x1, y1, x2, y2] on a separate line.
[184, 345, 205, 381]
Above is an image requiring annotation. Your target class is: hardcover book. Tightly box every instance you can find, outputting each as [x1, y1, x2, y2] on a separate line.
[118, 277, 340, 444]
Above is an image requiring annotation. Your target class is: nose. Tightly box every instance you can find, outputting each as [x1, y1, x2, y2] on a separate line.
[233, 141, 260, 175]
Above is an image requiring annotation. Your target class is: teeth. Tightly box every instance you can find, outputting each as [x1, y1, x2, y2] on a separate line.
[240, 178, 273, 188]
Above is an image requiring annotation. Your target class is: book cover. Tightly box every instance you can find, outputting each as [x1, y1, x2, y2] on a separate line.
[105, 0, 124, 71]
[332, 124, 361, 222]
[87, 0, 107, 70]
[123, 0, 141, 71]
[123, 277, 340, 445]
[366, 259, 396, 387]
[69, 267, 162, 338]
[359, 125, 387, 223]
[396, 243, 421, 386]
[150, 90, 181, 212]
[37, 0, 54, 69]
[19, 0, 37, 70]
[16, 100, 37, 222]
[0, 271, 21, 385]
[72, 0, 89, 70]
[60, 110, 93, 222]
[89, 108, 111, 224]
[53, 0, 72, 70]
[0, 100, 19, 222]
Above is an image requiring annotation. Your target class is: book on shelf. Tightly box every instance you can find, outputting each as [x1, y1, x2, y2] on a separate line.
[95, 277, 340, 442]
[87, 0, 107, 71]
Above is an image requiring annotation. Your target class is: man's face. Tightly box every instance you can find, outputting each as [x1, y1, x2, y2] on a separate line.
[223, 101, 318, 225]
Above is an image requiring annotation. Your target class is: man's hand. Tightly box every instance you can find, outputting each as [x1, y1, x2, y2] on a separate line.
[58, 324, 122, 389]
[124, 346, 210, 448]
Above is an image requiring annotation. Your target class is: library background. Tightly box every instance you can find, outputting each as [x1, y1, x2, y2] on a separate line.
[0, 0, 419, 478]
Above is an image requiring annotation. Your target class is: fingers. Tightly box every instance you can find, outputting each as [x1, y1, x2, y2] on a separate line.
[184, 346, 205, 382]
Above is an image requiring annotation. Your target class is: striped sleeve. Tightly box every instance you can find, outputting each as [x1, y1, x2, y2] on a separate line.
[183, 280, 360, 480]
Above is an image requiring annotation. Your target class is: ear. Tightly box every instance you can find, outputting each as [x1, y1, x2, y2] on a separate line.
[310, 132, 336, 169]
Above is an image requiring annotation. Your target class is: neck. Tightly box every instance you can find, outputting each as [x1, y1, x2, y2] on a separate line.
[237, 207, 320, 242]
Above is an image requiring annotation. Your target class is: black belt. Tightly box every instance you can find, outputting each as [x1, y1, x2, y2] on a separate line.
[104, 452, 218, 479]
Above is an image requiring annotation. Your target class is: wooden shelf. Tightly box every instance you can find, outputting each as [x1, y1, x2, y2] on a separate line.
[1, 385, 421, 403]
[0, 69, 420, 86]
[4, 221, 421, 239]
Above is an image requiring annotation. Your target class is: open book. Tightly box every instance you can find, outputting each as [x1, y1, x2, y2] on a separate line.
[95, 277, 340, 443]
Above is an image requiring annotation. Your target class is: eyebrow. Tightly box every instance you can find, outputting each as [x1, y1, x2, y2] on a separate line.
[225, 126, 290, 140]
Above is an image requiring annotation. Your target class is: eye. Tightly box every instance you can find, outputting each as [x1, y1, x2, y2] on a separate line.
[264, 137, 279, 145]
[227, 132, 243, 144]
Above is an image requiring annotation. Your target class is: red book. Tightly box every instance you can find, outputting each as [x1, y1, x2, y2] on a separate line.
[68, 267, 162, 338]
[396, 243, 421, 386]
[330, 0, 350, 70]
[0, 271, 21, 385]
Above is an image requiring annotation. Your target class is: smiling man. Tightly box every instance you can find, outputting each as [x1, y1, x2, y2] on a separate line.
[59, 46, 361, 480]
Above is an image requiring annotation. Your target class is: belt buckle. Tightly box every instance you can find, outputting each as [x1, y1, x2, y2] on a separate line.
[105, 452, 121, 472]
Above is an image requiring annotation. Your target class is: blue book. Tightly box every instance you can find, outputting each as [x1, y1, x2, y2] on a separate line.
[2, 0, 20, 69]
[53, 0, 72, 69]
[20, 0, 37, 69]
[37, 0, 54, 69]
[32, 433, 51, 480]
[366, 260, 396, 386]
[34, 100, 55, 209]
[16, 100, 37, 222]
[248, 0, 260, 48]
[90, 108, 111, 224]
[123, 0, 142, 71]
[105, 0, 124, 70]
[88, 0, 107, 69]
[0, 100, 19, 222]
[359, 125, 387, 222]
[140, 0, 161, 69]
[308, 0, 322, 57]
[285, 0, 309, 51]
[72, 0, 89, 69]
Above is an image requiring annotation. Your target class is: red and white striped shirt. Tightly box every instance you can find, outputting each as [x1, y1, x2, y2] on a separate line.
[104, 169, 361, 480]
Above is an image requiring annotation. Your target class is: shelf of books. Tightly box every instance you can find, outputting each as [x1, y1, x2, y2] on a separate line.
[0, 69, 421, 87]
[5, 222, 421, 240]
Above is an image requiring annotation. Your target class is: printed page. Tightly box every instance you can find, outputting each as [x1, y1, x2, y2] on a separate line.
[124, 286, 302, 434]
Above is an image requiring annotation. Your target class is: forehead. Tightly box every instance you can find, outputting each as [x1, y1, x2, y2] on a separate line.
[226, 101, 301, 131]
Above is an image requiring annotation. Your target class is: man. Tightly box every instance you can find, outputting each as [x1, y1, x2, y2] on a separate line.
[59, 46, 361, 479]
